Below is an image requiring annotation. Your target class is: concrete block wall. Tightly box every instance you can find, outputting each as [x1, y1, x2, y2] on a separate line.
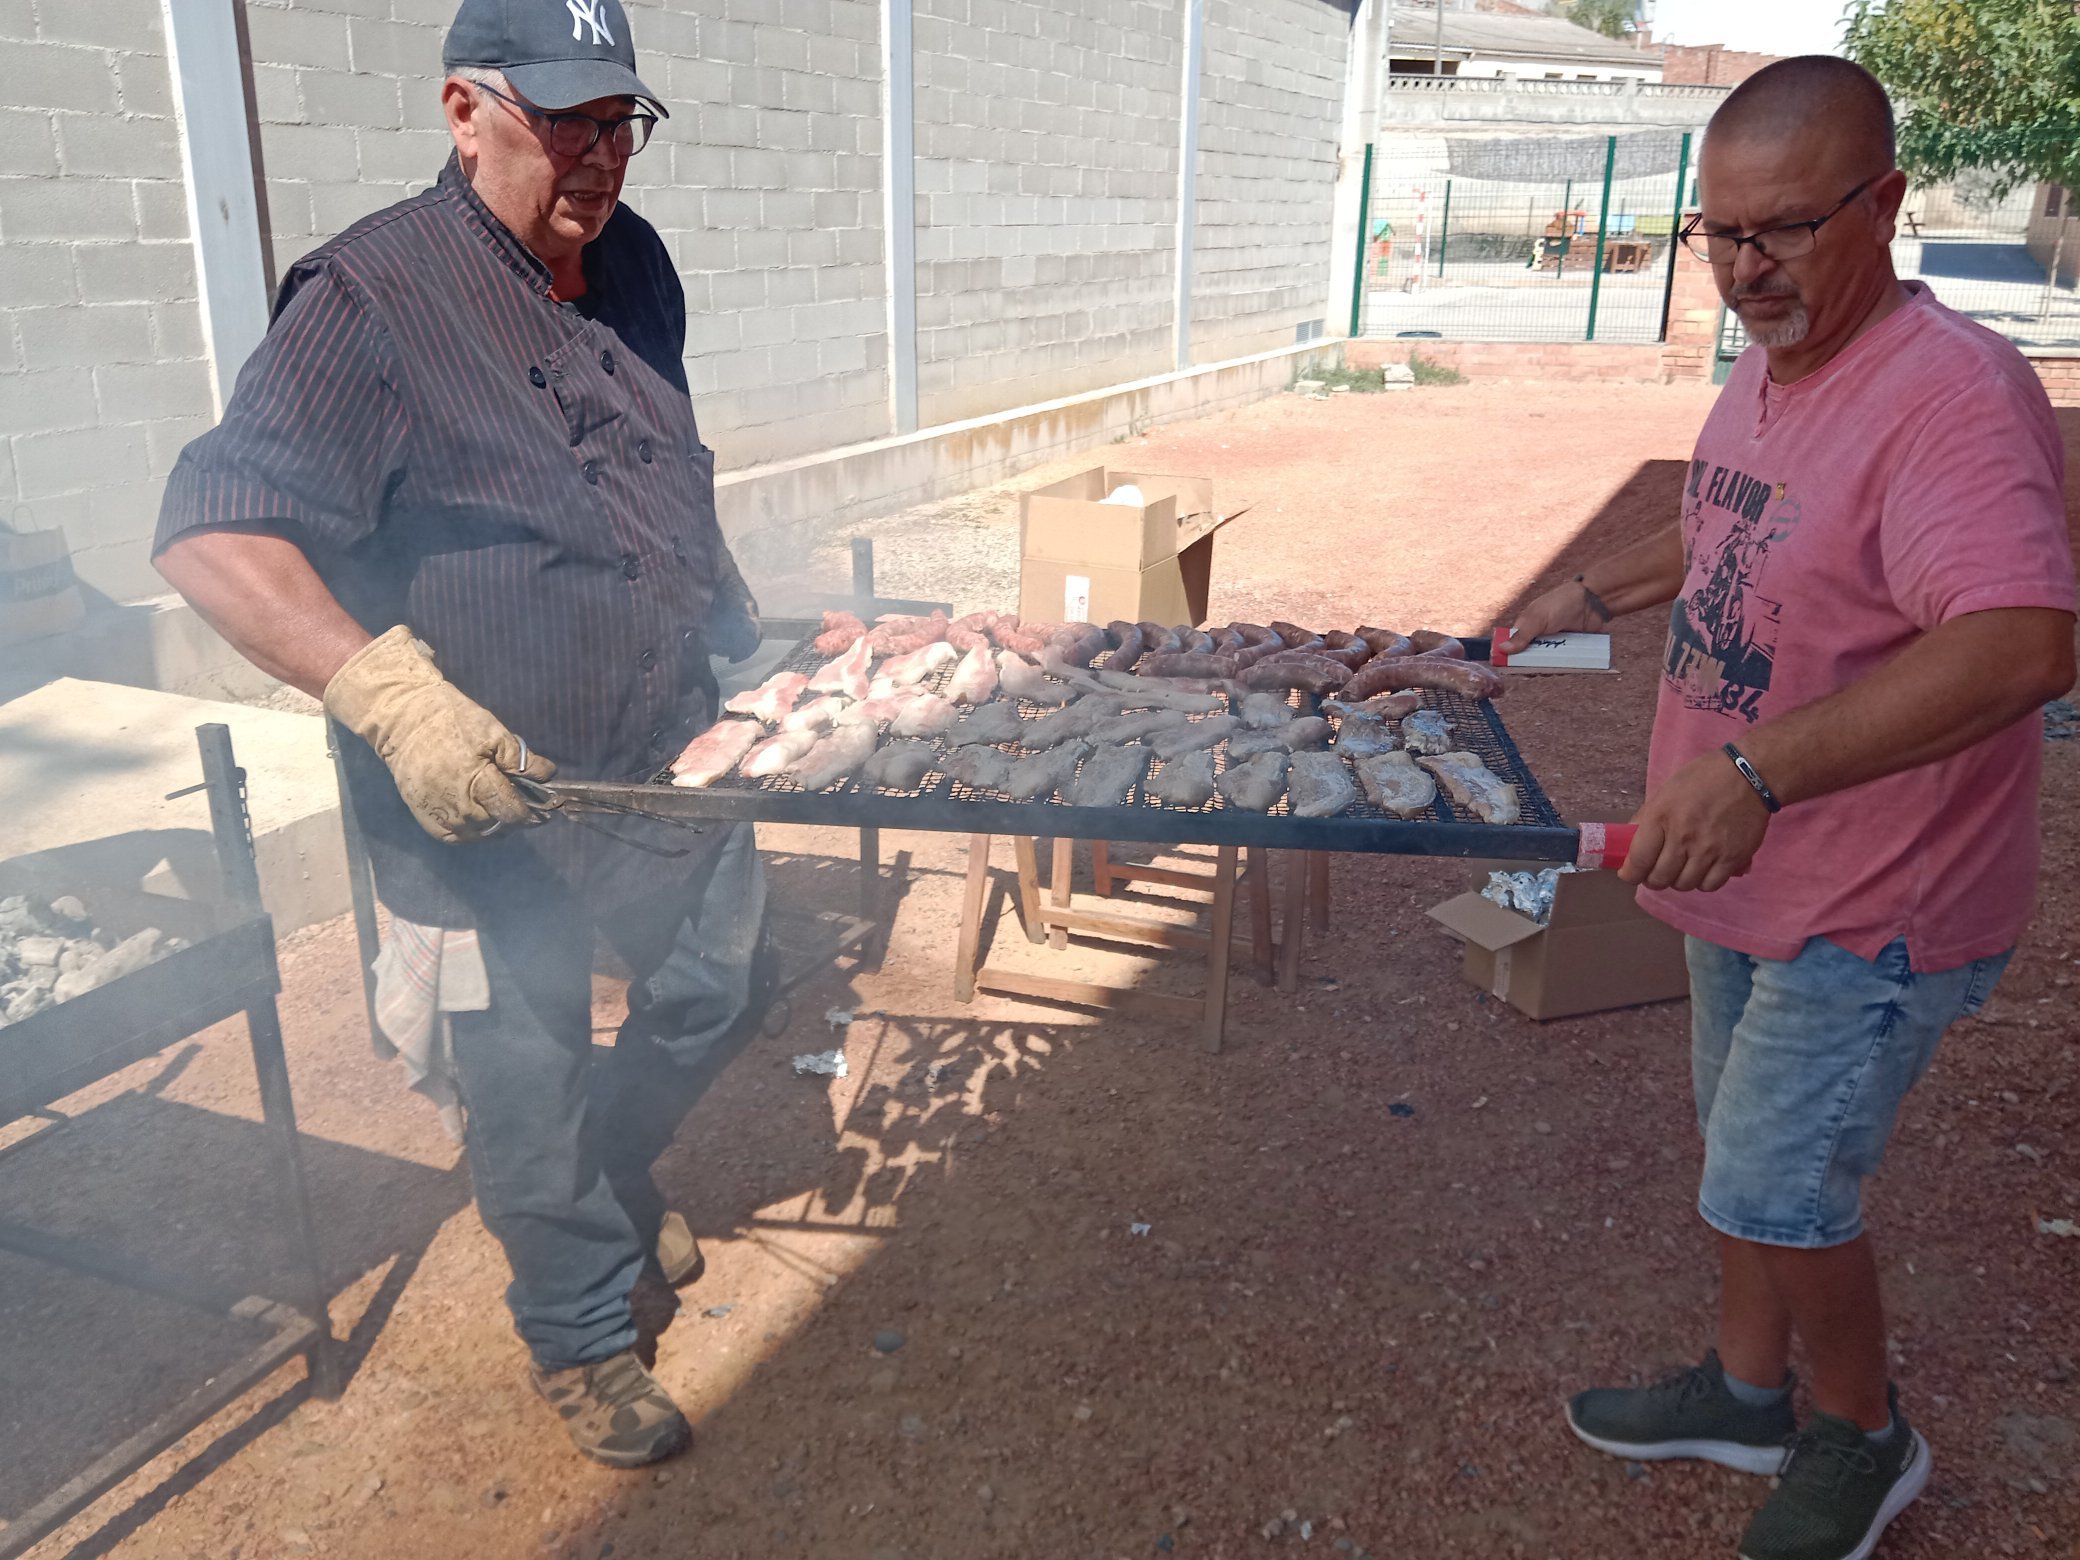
[911, 0, 1184, 427]
[1187, 0, 1348, 364]
[0, 0, 211, 603]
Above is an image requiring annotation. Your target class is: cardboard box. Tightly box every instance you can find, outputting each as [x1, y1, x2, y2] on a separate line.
[1017, 468, 1235, 627]
[1427, 864, 1689, 1020]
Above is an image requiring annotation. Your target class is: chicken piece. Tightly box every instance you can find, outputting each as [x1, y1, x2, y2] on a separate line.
[880, 639, 959, 687]
[1215, 752, 1288, 812]
[788, 723, 879, 792]
[1087, 708, 1189, 746]
[1355, 751, 1437, 817]
[1331, 709, 1399, 757]
[1238, 691, 1296, 729]
[782, 695, 850, 734]
[1076, 669, 1227, 712]
[1018, 702, 1101, 751]
[949, 700, 1027, 746]
[1322, 692, 1423, 722]
[837, 689, 923, 729]
[1149, 749, 1216, 808]
[741, 727, 821, 778]
[1006, 740, 1090, 802]
[1287, 751, 1357, 819]
[808, 636, 873, 698]
[723, 669, 810, 724]
[1151, 714, 1242, 760]
[1066, 743, 1149, 807]
[998, 650, 1075, 707]
[946, 643, 999, 706]
[1416, 752, 1521, 825]
[1400, 710, 1454, 756]
[892, 693, 958, 739]
[943, 743, 1015, 792]
[813, 610, 866, 655]
[669, 720, 762, 786]
[1343, 655, 1503, 702]
[864, 738, 938, 791]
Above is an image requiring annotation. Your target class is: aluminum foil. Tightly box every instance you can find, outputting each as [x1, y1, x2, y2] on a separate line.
[1481, 864, 1576, 925]
[791, 1049, 849, 1079]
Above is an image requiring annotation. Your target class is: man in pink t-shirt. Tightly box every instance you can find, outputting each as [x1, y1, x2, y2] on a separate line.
[1503, 58, 2074, 1560]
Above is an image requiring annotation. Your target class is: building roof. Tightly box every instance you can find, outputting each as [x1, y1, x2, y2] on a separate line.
[1387, 6, 1664, 67]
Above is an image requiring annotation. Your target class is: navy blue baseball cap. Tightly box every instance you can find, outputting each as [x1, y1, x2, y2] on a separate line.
[443, 0, 668, 116]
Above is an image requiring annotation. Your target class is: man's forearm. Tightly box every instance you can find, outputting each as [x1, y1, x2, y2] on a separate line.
[1581, 524, 1687, 620]
[156, 528, 371, 701]
[1737, 608, 2075, 808]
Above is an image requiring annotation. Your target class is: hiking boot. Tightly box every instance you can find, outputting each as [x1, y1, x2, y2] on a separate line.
[1738, 1385, 1929, 1560]
[648, 1210, 704, 1287]
[531, 1349, 691, 1468]
[1566, 1349, 1796, 1475]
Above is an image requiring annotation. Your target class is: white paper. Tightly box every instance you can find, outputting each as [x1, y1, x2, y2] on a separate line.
[1063, 574, 1090, 624]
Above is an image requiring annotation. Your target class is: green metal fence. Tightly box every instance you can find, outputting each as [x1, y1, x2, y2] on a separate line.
[1353, 132, 1693, 346]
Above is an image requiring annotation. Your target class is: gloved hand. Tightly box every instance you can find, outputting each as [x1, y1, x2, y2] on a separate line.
[324, 626, 556, 844]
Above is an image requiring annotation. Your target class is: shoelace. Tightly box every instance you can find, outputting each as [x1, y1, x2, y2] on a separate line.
[1777, 1428, 1877, 1495]
[1648, 1365, 1718, 1408]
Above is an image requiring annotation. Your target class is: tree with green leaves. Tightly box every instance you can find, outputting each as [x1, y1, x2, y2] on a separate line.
[1844, 0, 2080, 308]
[1557, 0, 1640, 39]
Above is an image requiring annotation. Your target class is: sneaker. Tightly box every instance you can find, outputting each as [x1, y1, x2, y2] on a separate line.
[1738, 1385, 1929, 1560]
[652, 1211, 705, 1288]
[1566, 1350, 1796, 1475]
[531, 1349, 692, 1468]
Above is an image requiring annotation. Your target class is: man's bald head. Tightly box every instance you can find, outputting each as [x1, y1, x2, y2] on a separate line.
[1709, 56, 1897, 175]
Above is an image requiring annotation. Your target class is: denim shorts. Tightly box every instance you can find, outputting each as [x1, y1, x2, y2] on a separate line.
[1687, 935, 2011, 1249]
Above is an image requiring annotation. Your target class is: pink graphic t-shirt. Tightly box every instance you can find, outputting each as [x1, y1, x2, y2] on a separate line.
[1640, 284, 2075, 971]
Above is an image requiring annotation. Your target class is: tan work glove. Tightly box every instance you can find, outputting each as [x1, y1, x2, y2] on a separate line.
[324, 626, 556, 844]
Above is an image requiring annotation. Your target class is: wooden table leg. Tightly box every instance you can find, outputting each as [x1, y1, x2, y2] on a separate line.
[953, 833, 992, 1002]
[1308, 851, 1330, 929]
[1246, 847, 1276, 987]
[1011, 835, 1047, 944]
[1049, 837, 1073, 949]
[1203, 845, 1239, 1052]
[1277, 850, 1306, 994]
[1091, 840, 1116, 897]
[859, 826, 879, 918]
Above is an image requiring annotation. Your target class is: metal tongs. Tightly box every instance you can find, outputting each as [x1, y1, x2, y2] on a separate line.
[506, 740, 701, 859]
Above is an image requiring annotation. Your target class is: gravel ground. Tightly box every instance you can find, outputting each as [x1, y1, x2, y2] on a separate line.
[6, 383, 2077, 1560]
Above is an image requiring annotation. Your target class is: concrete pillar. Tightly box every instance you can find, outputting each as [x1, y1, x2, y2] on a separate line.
[1171, 0, 1205, 371]
[880, 0, 919, 434]
[1659, 212, 1724, 381]
[1326, 0, 1386, 340]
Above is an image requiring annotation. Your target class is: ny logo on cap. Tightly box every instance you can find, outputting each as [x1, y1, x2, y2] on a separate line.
[565, 0, 614, 46]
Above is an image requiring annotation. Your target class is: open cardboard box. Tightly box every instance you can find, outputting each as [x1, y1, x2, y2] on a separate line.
[1018, 468, 1236, 627]
[1428, 862, 1689, 1020]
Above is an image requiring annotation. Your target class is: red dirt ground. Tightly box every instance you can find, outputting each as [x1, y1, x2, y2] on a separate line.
[7, 382, 2077, 1560]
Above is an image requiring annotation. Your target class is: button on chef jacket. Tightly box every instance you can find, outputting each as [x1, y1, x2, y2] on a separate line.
[156, 155, 755, 928]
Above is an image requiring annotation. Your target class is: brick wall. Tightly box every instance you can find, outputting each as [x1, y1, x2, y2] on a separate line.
[1188, 0, 1346, 364]
[2032, 354, 2080, 408]
[0, 0, 210, 601]
[911, 0, 1183, 427]
[1659, 44, 1778, 87]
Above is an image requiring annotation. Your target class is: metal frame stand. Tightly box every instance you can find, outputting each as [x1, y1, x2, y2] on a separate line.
[0, 724, 340, 1560]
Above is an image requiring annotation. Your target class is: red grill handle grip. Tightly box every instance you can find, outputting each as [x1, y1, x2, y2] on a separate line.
[1575, 822, 1636, 872]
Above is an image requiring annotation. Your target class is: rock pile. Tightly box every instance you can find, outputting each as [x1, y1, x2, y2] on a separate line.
[0, 894, 183, 1028]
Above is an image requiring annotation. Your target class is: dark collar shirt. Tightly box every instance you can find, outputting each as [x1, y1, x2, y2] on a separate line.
[156, 156, 751, 927]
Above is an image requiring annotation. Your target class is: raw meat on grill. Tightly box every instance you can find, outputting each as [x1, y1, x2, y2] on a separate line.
[944, 744, 1016, 792]
[670, 720, 762, 787]
[1134, 622, 1184, 656]
[946, 643, 999, 705]
[1226, 717, 1330, 760]
[1408, 631, 1466, 659]
[998, 651, 1075, 706]
[1097, 622, 1145, 673]
[837, 689, 923, 729]
[1216, 752, 1288, 812]
[1151, 715, 1241, 760]
[782, 695, 850, 733]
[949, 700, 1027, 746]
[1224, 728, 1287, 761]
[1238, 691, 1295, 728]
[945, 611, 999, 653]
[1268, 621, 1316, 648]
[1046, 623, 1111, 668]
[865, 611, 949, 657]
[1341, 654, 1503, 702]
[1134, 651, 1235, 680]
[1088, 709, 1189, 746]
[1330, 709, 1399, 757]
[864, 739, 938, 791]
[1006, 740, 1090, 802]
[1354, 751, 1437, 817]
[1074, 669, 1226, 712]
[1287, 751, 1358, 818]
[1019, 702, 1103, 751]
[1400, 710, 1454, 756]
[1179, 629, 1217, 654]
[1240, 655, 1351, 696]
[741, 727, 820, 778]
[814, 610, 866, 655]
[1323, 692, 1423, 722]
[891, 693, 958, 739]
[1416, 751, 1521, 825]
[1067, 743, 1149, 807]
[788, 723, 878, 792]
[880, 639, 958, 686]
[808, 636, 873, 698]
[1354, 626, 1416, 660]
[724, 669, 809, 723]
[1149, 750, 1217, 807]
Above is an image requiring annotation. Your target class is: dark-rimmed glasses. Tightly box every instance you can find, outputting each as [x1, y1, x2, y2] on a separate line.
[1681, 179, 1876, 265]
[474, 81, 657, 160]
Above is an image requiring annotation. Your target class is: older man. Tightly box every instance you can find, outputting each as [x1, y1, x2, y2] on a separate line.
[154, 0, 768, 1467]
[1503, 58, 2074, 1560]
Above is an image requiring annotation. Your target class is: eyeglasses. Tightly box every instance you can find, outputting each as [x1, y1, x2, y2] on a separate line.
[474, 81, 657, 160]
[1681, 179, 1876, 265]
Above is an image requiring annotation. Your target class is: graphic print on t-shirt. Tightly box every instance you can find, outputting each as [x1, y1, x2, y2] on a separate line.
[1664, 458, 1795, 725]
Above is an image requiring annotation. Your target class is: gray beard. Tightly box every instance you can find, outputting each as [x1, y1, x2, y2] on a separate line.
[1738, 299, 1810, 347]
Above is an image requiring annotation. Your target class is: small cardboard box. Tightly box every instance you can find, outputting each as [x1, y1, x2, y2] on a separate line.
[1018, 468, 1233, 627]
[1427, 865, 1689, 1020]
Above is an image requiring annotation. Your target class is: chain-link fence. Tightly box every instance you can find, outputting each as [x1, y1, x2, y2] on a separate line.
[1352, 131, 1695, 345]
[1895, 167, 2079, 351]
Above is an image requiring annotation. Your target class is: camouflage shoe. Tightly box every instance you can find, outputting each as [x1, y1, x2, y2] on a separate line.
[1566, 1349, 1796, 1476]
[531, 1349, 691, 1468]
